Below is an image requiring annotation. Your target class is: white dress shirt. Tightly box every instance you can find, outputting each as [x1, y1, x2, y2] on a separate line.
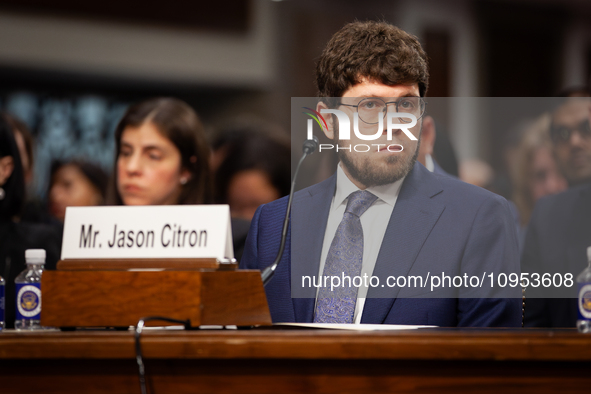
[316, 163, 404, 324]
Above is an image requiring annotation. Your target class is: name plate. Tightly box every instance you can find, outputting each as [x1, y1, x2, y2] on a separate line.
[61, 205, 233, 260]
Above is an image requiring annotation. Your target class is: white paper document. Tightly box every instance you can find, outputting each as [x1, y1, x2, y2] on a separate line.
[274, 323, 437, 330]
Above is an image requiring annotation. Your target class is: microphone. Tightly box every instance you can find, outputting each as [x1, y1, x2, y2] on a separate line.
[303, 138, 318, 155]
[261, 136, 319, 286]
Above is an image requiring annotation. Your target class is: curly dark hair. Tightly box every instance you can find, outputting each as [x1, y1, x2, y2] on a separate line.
[316, 21, 429, 102]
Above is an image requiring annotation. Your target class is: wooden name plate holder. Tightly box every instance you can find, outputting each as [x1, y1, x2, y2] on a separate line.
[40, 259, 272, 328]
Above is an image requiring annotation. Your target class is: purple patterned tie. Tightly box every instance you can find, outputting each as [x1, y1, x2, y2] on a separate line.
[314, 190, 378, 323]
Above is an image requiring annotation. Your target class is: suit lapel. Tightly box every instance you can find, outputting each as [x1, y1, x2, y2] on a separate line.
[362, 164, 445, 324]
[291, 175, 336, 322]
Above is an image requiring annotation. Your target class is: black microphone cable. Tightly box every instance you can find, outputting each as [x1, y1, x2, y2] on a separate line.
[134, 316, 192, 394]
[134, 137, 317, 391]
[261, 136, 319, 286]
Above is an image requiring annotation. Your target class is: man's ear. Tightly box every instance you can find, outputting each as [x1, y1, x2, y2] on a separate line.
[0, 156, 14, 186]
[316, 101, 336, 140]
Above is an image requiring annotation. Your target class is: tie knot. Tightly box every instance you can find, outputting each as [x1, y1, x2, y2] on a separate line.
[345, 190, 378, 217]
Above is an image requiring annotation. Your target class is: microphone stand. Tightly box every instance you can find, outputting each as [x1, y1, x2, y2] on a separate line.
[261, 137, 318, 286]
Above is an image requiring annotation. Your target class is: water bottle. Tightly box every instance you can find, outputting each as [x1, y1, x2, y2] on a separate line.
[0, 274, 5, 330]
[14, 249, 45, 330]
[577, 246, 591, 333]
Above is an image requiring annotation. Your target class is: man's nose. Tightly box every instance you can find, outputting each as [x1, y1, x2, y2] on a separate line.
[568, 129, 586, 146]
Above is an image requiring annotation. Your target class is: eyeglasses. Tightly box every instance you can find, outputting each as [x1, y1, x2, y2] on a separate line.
[550, 119, 591, 144]
[339, 97, 427, 124]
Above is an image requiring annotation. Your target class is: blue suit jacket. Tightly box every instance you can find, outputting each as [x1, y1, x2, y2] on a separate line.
[240, 163, 521, 327]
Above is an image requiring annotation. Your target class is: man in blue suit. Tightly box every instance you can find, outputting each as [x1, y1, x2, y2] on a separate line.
[240, 21, 521, 327]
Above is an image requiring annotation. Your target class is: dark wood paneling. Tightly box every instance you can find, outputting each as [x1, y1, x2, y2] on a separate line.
[1, 329, 591, 393]
[424, 29, 451, 97]
[476, 1, 567, 97]
[1, 358, 590, 394]
[0, 0, 250, 32]
[1, 329, 591, 360]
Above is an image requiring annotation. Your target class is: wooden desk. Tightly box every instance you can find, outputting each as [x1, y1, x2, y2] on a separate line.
[0, 328, 590, 393]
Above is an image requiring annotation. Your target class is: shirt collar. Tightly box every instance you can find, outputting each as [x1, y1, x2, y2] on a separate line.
[333, 162, 405, 210]
[425, 154, 435, 172]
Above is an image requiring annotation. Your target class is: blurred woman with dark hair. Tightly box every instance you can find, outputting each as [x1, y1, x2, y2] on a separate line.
[48, 159, 108, 223]
[0, 113, 61, 328]
[211, 118, 291, 221]
[108, 97, 212, 206]
[210, 118, 291, 260]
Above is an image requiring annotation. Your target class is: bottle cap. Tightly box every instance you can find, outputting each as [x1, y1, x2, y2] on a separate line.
[25, 249, 46, 264]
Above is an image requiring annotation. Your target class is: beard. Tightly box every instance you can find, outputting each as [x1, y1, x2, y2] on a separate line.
[335, 123, 422, 188]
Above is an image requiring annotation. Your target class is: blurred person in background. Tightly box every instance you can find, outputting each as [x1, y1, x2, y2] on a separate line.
[5, 114, 34, 186]
[211, 117, 291, 221]
[551, 98, 591, 187]
[48, 159, 108, 223]
[459, 158, 495, 189]
[460, 157, 521, 240]
[210, 118, 291, 260]
[511, 114, 567, 230]
[0, 113, 61, 328]
[522, 97, 591, 327]
[3, 113, 57, 226]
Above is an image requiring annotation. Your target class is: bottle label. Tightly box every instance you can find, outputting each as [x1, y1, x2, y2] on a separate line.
[0, 284, 5, 325]
[16, 283, 41, 320]
[578, 283, 591, 320]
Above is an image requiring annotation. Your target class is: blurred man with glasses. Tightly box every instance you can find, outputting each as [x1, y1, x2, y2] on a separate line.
[550, 99, 591, 187]
[241, 21, 521, 327]
[523, 97, 591, 327]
